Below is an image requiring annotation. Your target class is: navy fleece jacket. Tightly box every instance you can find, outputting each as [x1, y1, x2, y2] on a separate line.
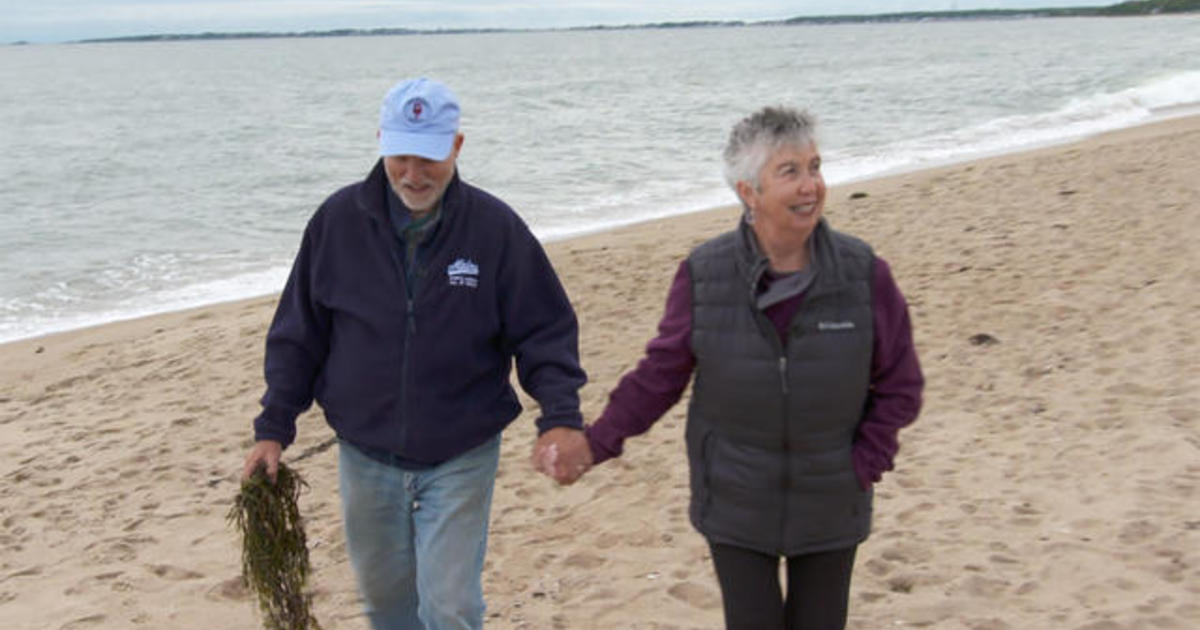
[253, 160, 586, 463]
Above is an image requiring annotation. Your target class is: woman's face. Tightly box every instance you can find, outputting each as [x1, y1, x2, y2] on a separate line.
[739, 142, 826, 242]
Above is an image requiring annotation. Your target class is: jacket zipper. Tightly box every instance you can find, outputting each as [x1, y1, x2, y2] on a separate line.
[377, 218, 413, 451]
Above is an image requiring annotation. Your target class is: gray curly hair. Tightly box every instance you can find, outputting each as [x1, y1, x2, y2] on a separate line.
[722, 106, 818, 193]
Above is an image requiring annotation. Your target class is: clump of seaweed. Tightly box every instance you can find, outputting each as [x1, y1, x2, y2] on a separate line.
[228, 463, 323, 630]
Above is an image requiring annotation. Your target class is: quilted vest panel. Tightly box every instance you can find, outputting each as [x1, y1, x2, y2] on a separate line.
[685, 220, 875, 555]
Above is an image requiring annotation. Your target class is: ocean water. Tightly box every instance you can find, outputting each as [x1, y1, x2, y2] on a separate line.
[1, 16, 1198, 343]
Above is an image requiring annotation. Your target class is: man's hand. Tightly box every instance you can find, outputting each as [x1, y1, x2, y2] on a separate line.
[241, 440, 283, 483]
[531, 427, 593, 485]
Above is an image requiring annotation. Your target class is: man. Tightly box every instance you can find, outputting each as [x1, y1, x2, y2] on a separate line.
[241, 77, 589, 630]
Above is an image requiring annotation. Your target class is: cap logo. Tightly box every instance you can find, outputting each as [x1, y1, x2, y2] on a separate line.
[405, 98, 428, 123]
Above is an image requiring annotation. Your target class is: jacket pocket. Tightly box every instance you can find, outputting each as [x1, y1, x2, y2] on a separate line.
[699, 432, 782, 542]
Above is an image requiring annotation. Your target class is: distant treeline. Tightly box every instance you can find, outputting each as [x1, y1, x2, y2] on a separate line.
[76, 27, 500, 43]
[781, 0, 1200, 23]
[74, 0, 1200, 44]
[1097, 0, 1200, 13]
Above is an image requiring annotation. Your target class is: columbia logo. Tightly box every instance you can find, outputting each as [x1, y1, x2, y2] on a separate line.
[818, 321, 855, 331]
[447, 258, 479, 288]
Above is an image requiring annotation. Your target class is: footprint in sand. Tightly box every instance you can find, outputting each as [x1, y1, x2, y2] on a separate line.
[206, 576, 249, 601]
[4, 565, 43, 580]
[145, 564, 204, 580]
[965, 619, 1011, 630]
[887, 575, 916, 593]
[880, 542, 933, 565]
[533, 553, 558, 570]
[581, 587, 618, 603]
[961, 575, 1010, 598]
[895, 502, 936, 525]
[562, 552, 605, 570]
[594, 532, 621, 549]
[58, 615, 106, 630]
[863, 557, 891, 576]
[1072, 622, 1124, 630]
[1117, 519, 1160, 545]
[666, 581, 720, 610]
[1153, 549, 1187, 584]
[83, 535, 155, 565]
[1103, 382, 1163, 397]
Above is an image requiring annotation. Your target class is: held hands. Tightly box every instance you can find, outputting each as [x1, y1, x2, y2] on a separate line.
[532, 427, 593, 485]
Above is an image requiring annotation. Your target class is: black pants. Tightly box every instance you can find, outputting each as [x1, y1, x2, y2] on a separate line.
[708, 542, 857, 630]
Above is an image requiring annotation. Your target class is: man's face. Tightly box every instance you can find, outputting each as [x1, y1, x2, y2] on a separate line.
[383, 133, 464, 214]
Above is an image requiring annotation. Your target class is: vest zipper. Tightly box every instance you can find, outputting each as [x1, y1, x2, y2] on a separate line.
[778, 350, 790, 554]
[750, 258, 792, 553]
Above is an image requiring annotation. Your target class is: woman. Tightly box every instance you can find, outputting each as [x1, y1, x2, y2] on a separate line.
[539, 106, 923, 630]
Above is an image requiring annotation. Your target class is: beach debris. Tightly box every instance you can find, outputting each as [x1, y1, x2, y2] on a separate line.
[293, 436, 337, 462]
[228, 463, 322, 630]
[969, 333, 999, 346]
[849, 191, 869, 199]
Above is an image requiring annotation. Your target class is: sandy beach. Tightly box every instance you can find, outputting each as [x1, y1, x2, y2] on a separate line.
[2, 114, 1198, 630]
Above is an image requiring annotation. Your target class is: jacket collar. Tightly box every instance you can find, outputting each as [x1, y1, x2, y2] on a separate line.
[736, 218, 770, 288]
[735, 218, 837, 289]
[356, 158, 465, 223]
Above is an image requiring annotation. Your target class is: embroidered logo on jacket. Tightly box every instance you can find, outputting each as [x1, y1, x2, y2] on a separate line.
[818, 321, 856, 331]
[447, 258, 479, 288]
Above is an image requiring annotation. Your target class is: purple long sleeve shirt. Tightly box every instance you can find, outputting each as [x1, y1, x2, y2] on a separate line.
[585, 256, 923, 489]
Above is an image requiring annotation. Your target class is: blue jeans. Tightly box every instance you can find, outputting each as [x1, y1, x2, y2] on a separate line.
[338, 435, 501, 630]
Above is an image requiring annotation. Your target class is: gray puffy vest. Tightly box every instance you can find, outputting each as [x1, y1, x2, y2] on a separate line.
[685, 219, 875, 555]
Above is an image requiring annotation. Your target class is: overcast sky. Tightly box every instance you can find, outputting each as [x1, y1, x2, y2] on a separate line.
[4, 0, 1113, 43]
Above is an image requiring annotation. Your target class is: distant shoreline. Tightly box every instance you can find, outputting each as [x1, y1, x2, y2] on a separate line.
[65, 0, 1200, 45]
